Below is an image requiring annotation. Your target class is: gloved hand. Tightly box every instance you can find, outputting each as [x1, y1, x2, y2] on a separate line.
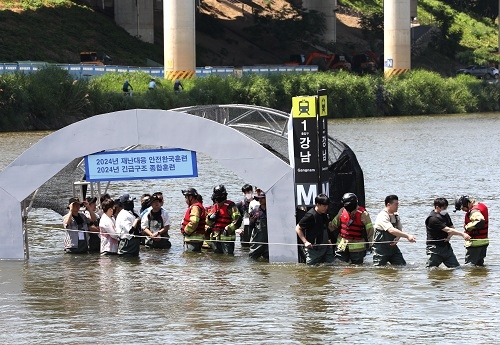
[208, 210, 219, 222]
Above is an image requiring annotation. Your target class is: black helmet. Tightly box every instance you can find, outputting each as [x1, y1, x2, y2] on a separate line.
[182, 188, 198, 197]
[241, 184, 253, 193]
[341, 192, 358, 205]
[213, 185, 227, 197]
[454, 195, 470, 212]
[342, 192, 358, 212]
[212, 185, 227, 202]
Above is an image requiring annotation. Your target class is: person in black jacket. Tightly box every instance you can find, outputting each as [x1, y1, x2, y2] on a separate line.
[425, 197, 470, 268]
[295, 194, 335, 265]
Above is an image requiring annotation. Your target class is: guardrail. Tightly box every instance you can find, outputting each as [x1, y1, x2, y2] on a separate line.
[0, 63, 318, 78]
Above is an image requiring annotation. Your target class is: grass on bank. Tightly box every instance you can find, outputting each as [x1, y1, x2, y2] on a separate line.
[339, 0, 500, 65]
[0, 67, 499, 131]
[0, 0, 164, 66]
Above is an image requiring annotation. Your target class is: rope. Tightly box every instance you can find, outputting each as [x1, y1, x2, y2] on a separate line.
[34, 225, 483, 247]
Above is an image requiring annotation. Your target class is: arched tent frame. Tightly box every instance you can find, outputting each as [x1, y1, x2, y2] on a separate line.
[0, 109, 297, 262]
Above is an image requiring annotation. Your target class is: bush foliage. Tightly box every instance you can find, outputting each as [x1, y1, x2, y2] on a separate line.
[0, 68, 499, 131]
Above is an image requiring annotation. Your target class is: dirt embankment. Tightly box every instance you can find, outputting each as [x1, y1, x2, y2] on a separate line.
[196, 0, 381, 67]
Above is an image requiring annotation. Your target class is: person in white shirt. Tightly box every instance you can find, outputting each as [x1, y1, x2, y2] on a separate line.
[115, 194, 142, 257]
[99, 198, 119, 255]
[372, 195, 416, 266]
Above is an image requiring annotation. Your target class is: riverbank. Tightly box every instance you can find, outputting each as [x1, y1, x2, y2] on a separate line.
[0, 67, 499, 131]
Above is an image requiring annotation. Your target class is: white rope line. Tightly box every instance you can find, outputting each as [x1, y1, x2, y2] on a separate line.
[34, 225, 485, 247]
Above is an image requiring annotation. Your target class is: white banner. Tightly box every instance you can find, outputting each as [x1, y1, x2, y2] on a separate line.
[84, 148, 197, 181]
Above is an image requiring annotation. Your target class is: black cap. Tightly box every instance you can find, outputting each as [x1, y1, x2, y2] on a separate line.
[67, 197, 83, 208]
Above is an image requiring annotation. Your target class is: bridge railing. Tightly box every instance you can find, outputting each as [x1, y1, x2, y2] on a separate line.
[0, 63, 318, 78]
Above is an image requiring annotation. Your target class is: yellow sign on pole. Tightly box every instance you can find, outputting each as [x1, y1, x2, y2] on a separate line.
[292, 96, 317, 118]
[318, 95, 328, 116]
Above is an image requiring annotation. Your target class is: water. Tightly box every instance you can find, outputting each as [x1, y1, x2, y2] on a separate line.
[1, 113, 500, 344]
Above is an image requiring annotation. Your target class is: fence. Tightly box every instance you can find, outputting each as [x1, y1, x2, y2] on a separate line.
[0, 63, 318, 78]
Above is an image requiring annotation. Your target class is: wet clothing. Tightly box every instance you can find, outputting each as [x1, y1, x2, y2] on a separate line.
[63, 212, 91, 253]
[99, 213, 119, 255]
[115, 209, 141, 257]
[181, 201, 206, 252]
[84, 210, 100, 253]
[298, 208, 334, 265]
[141, 208, 171, 249]
[248, 205, 268, 260]
[330, 207, 373, 264]
[206, 200, 242, 255]
[426, 244, 460, 268]
[236, 197, 253, 247]
[372, 210, 406, 266]
[464, 203, 489, 266]
[425, 210, 459, 268]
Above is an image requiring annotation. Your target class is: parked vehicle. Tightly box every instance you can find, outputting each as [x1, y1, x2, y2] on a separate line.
[80, 51, 111, 66]
[456, 65, 499, 80]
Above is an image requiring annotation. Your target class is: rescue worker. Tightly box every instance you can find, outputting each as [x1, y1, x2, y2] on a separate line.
[205, 185, 242, 255]
[329, 192, 374, 264]
[454, 195, 489, 266]
[372, 195, 416, 266]
[236, 183, 254, 248]
[296, 194, 334, 265]
[181, 188, 206, 252]
[426, 197, 470, 268]
[248, 191, 268, 260]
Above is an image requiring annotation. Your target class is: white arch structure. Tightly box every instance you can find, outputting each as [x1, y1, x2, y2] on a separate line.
[0, 109, 297, 262]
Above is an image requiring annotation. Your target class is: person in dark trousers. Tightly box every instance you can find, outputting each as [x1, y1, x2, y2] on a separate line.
[205, 185, 242, 255]
[248, 191, 268, 260]
[236, 183, 254, 248]
[454, 195, 489, 266]
[181, 188, 206, 252]
[296, 194, 335, 265]
[372, 195, 416, 266]
[426, 197, 470, 268]
[329, 193, 373, 264]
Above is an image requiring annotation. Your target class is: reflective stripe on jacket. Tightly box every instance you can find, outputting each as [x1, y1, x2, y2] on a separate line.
[465, 203, 488, 240]
[181, 201, 206, 241]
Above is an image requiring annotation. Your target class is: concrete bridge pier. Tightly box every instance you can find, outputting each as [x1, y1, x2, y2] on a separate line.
[302, 0, 337, 43]
[384, 0, 411, 77]
[163, 0, 196, 80]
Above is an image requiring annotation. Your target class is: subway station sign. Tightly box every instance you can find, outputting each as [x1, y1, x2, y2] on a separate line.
[291, 90, 329, 207]
[84, 148, 198, 182]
